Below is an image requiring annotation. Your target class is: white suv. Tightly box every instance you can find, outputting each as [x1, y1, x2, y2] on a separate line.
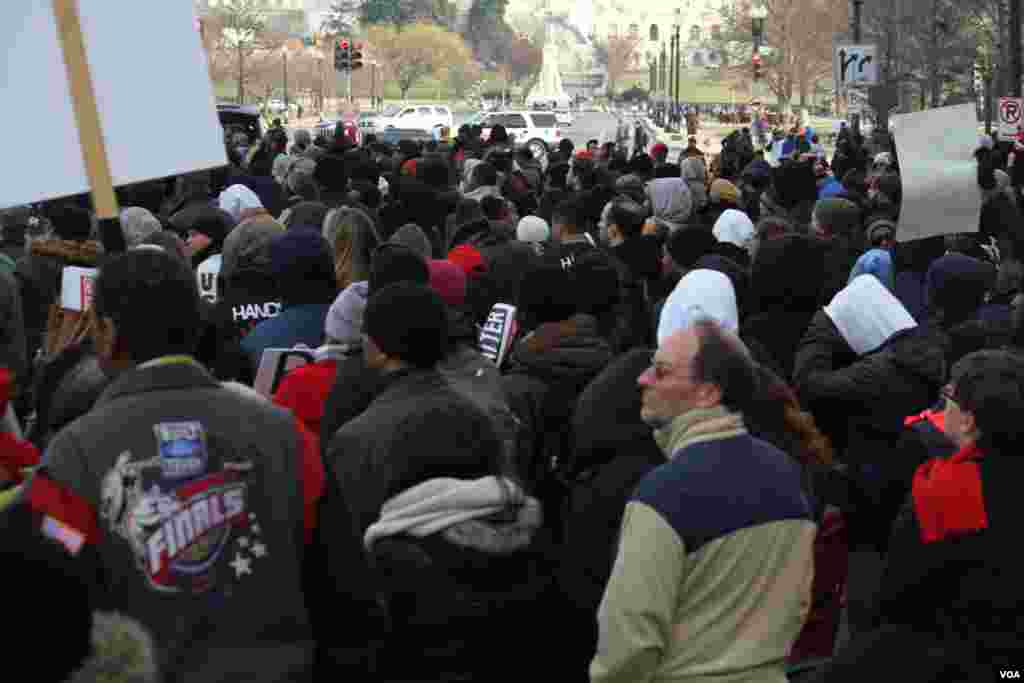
[376, 104, 455, 135]
[480, 110, 562, 159]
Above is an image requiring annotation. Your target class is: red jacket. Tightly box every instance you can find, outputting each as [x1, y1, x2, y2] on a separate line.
[273, 359, 339, 439]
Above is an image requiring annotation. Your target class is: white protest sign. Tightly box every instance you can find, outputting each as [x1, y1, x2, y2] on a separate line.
[60, 266, 98, 312]
[890, 103, 981, 242]
[0, 2, 227, 213]
[998, 97, 1024, 141]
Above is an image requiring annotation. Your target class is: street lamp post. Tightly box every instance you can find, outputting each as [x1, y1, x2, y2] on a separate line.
[674, 9, 681, 120]
[281, 46, 289, 120]
[751, 3, 767, 118]
[669, 22, 678, 130]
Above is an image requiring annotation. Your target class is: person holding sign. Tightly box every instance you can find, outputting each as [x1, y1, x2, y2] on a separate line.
[14, 205, 100, 362]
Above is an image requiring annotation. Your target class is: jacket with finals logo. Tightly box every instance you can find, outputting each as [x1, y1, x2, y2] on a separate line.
[591, 406, 817, 683]
[29, 357, 323, 683]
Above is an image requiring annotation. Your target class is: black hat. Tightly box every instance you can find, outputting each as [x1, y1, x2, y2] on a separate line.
[666, 227, 718, 270]
[179, 206, 233, 248]
[364, 282, 448, 368]
[518, 264, 577, 325]
[369, 242, 430, 295]
[49, 205, 93, 242]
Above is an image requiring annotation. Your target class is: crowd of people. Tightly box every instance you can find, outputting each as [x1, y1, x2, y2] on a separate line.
[0, 117, 1022, 682]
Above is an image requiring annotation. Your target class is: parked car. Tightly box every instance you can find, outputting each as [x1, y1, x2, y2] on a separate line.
[554, 109, 574, 127]
[480, 110, 561, 159]
[376, 104, 455, 137]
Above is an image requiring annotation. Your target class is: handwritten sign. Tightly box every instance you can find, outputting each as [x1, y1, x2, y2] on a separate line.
[60, 266, 98, 312]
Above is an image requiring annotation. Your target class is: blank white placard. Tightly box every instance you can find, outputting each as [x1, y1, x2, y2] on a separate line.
[0, 1, 227, 210]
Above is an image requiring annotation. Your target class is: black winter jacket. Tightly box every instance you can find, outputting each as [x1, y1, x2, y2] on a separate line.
[794, 315, 947, 548]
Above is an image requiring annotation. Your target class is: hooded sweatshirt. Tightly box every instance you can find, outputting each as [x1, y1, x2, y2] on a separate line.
[680, 158, 708, 210]
[657, 269, 739, 345]
[825, 274, 917, 356]
[647, 178, 693, 234]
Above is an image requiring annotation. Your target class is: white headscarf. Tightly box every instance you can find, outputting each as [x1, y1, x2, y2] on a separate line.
[647, 177, 693, 233]
[712, 209, 756, 253]
[824, 274, 917, 355]
[657, 269, 739, 345]
[218, 184, 263, 223]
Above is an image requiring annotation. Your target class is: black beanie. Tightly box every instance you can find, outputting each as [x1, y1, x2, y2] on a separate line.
[369, 243, 430, 294]
[49, 205, 93, 241]
[186, 206, 232, 250]
[518, 264, 577, 325]
[667, 227, 718, 270]
[364, 282, 448, 368]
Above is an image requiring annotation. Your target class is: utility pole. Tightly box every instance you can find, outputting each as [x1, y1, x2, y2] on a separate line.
[1012, 0, 1022, 97]
[283, 49, 289, 116]
[851, 0, 863, 136]
[674, 23, 681, 116]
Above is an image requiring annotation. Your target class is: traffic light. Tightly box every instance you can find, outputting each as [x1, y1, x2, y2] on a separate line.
[351, 43, 363, 70]
[752, 52, 762, 81]
[335, 39, 350, 71]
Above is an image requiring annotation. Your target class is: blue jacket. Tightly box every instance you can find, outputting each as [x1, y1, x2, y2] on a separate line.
[241, 303, 331, 369]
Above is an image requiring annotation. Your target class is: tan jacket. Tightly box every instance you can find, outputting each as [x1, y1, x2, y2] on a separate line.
[591, 407, 816, 683]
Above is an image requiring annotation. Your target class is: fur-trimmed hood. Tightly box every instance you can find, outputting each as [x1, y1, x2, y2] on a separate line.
[66, 612, 159, 683]
[29, 238, 102, 266]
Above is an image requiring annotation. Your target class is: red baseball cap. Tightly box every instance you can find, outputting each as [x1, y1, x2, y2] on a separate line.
[651, 142, 669, 156]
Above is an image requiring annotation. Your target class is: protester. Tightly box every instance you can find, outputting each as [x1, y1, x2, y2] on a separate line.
[241, 229, 336, 368]
[22, 250, 322, 682]
[118, 208, 162, 249]
[15, 204, 100, 360]
[591, 320, 816, 683]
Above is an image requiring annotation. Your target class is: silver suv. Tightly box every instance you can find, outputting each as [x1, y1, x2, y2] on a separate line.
[481, 111, 562, 159]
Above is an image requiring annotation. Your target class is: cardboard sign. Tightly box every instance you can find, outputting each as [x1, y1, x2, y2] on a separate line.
[60, 266, 97, 312]
[890, 104, 981, 242]
[0, 2, 227, 212]
[478, 303, 518, 368]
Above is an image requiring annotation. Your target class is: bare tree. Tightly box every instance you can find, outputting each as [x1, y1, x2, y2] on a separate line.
[594, 34, 642, 96]
[211, 0, 268, 104]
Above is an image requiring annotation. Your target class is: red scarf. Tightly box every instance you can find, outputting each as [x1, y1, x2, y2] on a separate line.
[912, 442, 988, 544]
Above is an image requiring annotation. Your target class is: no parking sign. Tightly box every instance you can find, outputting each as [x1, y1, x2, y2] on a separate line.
[998, 97, 1023, 141]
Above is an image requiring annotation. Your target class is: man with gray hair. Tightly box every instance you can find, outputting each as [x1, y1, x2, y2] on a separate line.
[591, 320, 816, 683]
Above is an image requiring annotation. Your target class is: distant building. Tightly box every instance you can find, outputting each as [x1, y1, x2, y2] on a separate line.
[508, 0, 732, 73]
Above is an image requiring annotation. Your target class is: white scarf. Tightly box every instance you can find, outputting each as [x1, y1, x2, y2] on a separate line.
[825, 274, 917, 355]
[364, 476, 538, 550]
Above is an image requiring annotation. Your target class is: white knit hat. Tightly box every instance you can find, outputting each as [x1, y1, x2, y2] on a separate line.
[218, 184, 263, 222]
[516, 215, 550, 243]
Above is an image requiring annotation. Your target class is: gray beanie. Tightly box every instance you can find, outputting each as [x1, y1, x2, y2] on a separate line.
[389, 223, 432, 260]
[119, 207, 162, 248]
[325, 280, 369, 346]
[220, 218, 285, 281]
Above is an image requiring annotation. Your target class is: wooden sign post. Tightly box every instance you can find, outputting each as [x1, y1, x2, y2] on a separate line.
[51, 0, 120, 219]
